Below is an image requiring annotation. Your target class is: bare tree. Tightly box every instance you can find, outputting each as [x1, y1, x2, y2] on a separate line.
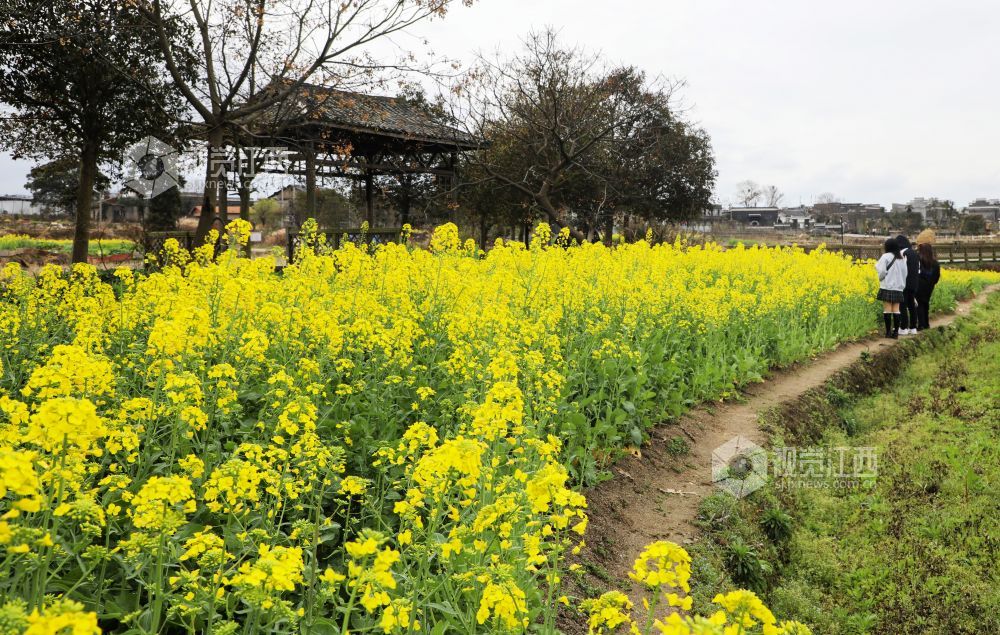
[455, 29, 681, 242]
[816, 192, 840, 204]
[762, 184, 783, 208]
[735, 180, 762, 207]
[141, 0, 473, 241]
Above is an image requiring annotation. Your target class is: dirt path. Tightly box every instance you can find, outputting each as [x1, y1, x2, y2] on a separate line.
[579, 284, 1000, 591]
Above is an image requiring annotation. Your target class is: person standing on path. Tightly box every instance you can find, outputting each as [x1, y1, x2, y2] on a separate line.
[876, 238, 907, 338]
[896, 234, 920, 335]
[915, 242, 941, 330]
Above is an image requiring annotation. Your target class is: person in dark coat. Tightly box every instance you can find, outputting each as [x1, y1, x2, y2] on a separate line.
[895, 234, 920, 334]
[915, 242, 940, 330]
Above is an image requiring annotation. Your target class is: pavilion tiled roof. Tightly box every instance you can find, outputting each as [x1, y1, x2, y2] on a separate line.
[254, 83, 481, 150]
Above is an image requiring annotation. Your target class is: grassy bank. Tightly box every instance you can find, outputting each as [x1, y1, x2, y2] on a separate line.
[690, 292, 1000, 634]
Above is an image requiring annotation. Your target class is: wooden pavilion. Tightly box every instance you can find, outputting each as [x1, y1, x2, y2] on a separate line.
[226, 83, 482, 229]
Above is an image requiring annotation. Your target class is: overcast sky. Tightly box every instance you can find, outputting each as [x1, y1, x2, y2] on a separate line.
[3, 0, 998, 209]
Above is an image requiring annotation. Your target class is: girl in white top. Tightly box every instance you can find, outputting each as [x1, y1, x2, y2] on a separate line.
[875, 237, 907, 338]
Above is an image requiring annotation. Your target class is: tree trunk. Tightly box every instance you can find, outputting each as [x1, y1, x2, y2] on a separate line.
[239, 180, 252, 257]
[195, 129, 225, 243]
[536, 199, 586, 242]
[71, 141, 99, 264]
[529, 185, 585, 243]
[603, 213, 614, 247]
[218, 171, 229, 225]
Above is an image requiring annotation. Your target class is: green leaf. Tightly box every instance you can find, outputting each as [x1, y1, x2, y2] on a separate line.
[629, 426, 643, 447]
[426, 601, 459, 616]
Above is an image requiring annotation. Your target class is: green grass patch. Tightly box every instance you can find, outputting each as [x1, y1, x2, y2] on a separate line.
[0, 233, 136, 256]
[691, 294, 1000, 634]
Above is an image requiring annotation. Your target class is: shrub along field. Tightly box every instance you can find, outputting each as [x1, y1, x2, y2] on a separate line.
[0, 220, 997, 633]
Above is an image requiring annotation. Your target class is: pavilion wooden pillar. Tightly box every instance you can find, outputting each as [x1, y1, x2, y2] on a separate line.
[364, 169, 375, 226]
[448, 152, 459, 215]
[304, 144, 317, 228]
[399, 173, 412, 226]
[195, 130, 225, 243]
[218, 163, 229, 225]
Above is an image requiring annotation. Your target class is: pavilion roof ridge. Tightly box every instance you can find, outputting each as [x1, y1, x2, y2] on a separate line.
[247, 81, 482, 151]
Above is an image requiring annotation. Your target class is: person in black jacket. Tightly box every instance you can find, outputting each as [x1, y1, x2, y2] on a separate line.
[915, 242, 941, 330]
[895, 234, 920, 334]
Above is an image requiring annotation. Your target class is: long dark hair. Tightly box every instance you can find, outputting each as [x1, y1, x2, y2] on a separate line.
[918, 242, 937, 267]
[884, 238, 902, 259]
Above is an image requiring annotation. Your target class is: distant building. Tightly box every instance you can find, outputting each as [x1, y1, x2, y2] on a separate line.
[777, 207, 814, 230]
[179, 191, 206, 216]
[701, 203, 725, 218]
[964, 198, 1000, 226]
[891, 199, 925, 217]
[266, 185, 307, 227]
[891, 197, 953, 222]
[267, 185, 305, 207]
[93, 190, 214, 223]
[728, 206, 781, 226]
[183, 191, 258, 220]
[0, 195, 44, 216]
[190, 204, 244, 218]
[813, 202, 884, 217]
[814, 202, 885, 232]
[96, 196, 144, 223]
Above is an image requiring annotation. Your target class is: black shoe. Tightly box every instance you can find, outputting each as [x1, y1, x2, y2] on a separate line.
[891, 330, 899, 339]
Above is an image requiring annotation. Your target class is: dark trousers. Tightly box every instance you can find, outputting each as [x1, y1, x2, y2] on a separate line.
[900, 288, 918, 329]
[915, 288, 933, 329]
